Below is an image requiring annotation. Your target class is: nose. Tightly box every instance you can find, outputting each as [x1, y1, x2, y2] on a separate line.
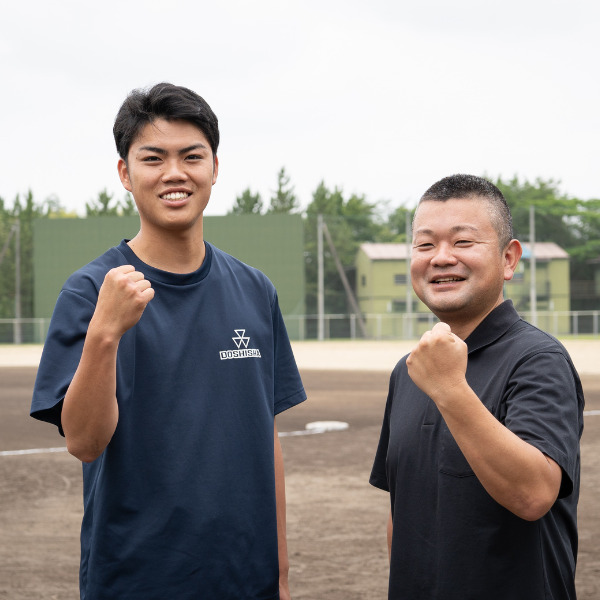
[430, 242, 458, 266]
[161, 159, 188, 183]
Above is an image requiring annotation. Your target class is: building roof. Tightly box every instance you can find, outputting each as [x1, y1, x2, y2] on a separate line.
[520, 242, 569, 260]
[359, 243, 411, 260]
[359, 241, 569, 261]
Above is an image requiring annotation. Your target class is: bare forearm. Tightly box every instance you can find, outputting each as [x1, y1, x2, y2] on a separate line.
[387, 511, 393, 561]
[62, 325, 120, 462]
[407, 324, 561, 521]
[62, 265, 154, 463]
[274, 421, 291, 599]
[435, 382, 561, 520]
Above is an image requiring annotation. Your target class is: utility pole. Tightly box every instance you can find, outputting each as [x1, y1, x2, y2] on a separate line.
[529, 205, 537, 327]
[317, 214, 325, 341]
[0, 220, 22, 343]
[405, 211, 413, 339]
[14, 219, 22, 344]
[321, 222, 367, 338]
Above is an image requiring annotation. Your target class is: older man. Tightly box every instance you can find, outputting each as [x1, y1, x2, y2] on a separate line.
[370, 174, 584, 599]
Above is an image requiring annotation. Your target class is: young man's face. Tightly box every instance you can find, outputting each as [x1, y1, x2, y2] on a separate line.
[410, 197, 520, 330]
[118, 118, 218, 234]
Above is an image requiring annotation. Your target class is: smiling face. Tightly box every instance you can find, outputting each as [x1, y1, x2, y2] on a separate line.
[410, 197, 522, 337]
[118, 118, 218, 236]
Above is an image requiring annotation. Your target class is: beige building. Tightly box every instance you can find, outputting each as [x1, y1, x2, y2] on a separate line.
[355, 242, 571, 338]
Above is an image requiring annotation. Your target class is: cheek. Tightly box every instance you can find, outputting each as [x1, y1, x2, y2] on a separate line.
[410, 258, 427, 279]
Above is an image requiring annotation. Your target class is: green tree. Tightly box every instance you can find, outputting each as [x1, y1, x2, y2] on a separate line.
[560, 196, 600, 291]
[267, 167, 299, 214]
[493, 176, 580, 247]
[0, 191, 71, 321]
[493, 175, 600, 309]
[384, 204, 415, 242]
[86, 189, 120, 216]
[0, 196, 17, 319]
[304, 181, 389, 318]
[229, 188, 263, 215]
[120, 193, 138, 216]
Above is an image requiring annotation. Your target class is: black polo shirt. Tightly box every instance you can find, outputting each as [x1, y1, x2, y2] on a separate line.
[370, 300, 584, 600]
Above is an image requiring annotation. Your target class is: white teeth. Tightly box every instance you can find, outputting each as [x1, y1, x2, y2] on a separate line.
[435, 277, 462, 283]
[162, 192, 189, 200]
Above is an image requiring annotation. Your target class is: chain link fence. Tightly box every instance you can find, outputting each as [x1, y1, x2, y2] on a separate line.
[1, 311, 599, 344]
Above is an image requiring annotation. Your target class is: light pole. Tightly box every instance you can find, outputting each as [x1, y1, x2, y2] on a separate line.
[529, 205, 537, 327]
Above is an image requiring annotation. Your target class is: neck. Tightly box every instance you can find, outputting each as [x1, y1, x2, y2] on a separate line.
[438, 299, 504, 341]
[128, 225, 206, 274]
[444, 319, 479, 341]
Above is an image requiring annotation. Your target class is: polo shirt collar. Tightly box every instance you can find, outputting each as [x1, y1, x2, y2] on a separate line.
[465, 300, 522, 354]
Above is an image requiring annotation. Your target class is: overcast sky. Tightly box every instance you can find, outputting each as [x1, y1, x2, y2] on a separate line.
[2, 0, 599, 217]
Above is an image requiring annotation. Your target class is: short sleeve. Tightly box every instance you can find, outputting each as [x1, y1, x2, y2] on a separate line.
[369, 371, 396, 492]
[271, 293, 306, 414]
[504, 350, 584, 498]
[30, 289, 96, 434]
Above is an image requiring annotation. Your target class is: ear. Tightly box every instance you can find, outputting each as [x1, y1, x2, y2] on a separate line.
[503, 239, 523, 281]
[118, 158, 133, 192]
[212, 155, 219, 186]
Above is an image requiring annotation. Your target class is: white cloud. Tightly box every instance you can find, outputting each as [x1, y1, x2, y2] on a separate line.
[1, 0, 598, 217]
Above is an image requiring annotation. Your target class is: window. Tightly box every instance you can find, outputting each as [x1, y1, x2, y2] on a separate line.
[391, 300, 406, 312]
[394, 274, 407, 285]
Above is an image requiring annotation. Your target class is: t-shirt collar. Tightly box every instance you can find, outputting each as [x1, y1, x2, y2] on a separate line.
[116, 239, 213, 285]
[465, 300, 522, 354]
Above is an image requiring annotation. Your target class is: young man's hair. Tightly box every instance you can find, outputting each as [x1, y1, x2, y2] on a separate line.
[113, 82, 220, 161]
[416, 174, 513, 249]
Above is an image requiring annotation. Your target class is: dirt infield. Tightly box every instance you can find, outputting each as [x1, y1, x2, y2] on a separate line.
[2, 338, 600, 375]
[1, 364, 599, 599]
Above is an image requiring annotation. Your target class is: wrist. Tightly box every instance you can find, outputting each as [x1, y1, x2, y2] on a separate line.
[85, 318, 123, 350]
[279, 561, 290, 577]
[430, 378, 470, 411]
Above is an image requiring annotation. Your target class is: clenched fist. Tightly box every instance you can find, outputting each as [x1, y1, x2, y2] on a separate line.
[406, 322, 468, 403]
[91, 265, 155, 339]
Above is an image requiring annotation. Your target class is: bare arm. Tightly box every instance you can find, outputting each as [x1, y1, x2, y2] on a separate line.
[387, 510, 393, 561]
[406, 322, 562, 521]
[274, 420, 291, 600]
[62, 265, 154, 462]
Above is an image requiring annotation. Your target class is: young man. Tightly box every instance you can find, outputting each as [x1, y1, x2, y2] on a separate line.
[31, 83, 306, 600]
[370, 174, 584, 599]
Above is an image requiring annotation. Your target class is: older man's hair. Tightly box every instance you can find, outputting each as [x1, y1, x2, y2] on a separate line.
[417, 174, 514, 249]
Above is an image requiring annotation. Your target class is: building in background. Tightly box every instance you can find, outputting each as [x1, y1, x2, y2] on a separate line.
[355, 242, 571, 338]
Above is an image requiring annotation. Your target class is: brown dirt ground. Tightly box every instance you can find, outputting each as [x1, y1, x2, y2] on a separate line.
[0, 367, 598, 599]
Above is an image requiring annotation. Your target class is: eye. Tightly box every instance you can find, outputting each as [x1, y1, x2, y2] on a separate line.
[142, 155, 162, 162]
[414, 242, 434, 249]
[455, 239, 473, 246]
[185, 154, 203, 161]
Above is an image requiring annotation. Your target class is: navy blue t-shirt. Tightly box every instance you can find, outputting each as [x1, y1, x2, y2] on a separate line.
[370, 301, 584, 600]
[31, 240, 306, 600]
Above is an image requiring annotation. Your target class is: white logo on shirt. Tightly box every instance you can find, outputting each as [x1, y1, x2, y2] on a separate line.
[220, 329, 262, 360]
[232, 329, 250, 349]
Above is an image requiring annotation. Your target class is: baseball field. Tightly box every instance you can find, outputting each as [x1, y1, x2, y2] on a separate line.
[1, 340, 598, 599]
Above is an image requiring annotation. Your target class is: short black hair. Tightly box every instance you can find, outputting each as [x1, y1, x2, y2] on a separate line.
[417, 174, 513, 249]
[113, 82, 219, 161]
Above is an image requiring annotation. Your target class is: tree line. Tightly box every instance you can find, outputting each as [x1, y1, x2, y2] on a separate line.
[1, 173, 599, 321]
[0, 189, 135, 320]
[230, 169, 600, 314]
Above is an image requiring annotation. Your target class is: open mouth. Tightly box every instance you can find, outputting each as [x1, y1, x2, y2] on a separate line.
[431, 277, 465, 284]
[161, 192, 190, 201]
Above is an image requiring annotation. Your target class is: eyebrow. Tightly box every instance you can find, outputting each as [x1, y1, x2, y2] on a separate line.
[137, 143, 209, 155]
[414, 224, 480, 235]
